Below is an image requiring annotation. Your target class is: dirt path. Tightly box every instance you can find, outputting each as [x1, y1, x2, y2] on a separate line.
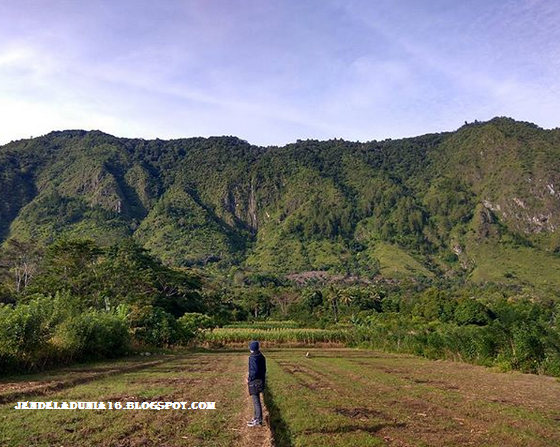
[236, 393, 274, 447]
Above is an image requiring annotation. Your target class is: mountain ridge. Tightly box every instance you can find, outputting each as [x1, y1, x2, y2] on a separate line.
[2, 117, 560, 294]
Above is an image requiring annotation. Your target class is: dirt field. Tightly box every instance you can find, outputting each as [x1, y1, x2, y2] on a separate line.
[265, 349, 560, 447]
[0, 351, 272, 447]
[1, 348, 559, 447]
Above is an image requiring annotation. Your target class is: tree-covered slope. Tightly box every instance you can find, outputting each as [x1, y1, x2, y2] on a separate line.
[1, 118, 560, 292]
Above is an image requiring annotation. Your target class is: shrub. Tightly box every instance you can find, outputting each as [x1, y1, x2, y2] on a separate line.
[52, 310, 130, 361]
[0, 296, 57, 370]
[510, 323, 545, 373]
[128, 305, 182, 347]
[178, 312, 215, 341]
[454, 299, 493, 326]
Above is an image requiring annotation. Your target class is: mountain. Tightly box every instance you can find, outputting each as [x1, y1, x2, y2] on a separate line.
[1, 118, 560, 294]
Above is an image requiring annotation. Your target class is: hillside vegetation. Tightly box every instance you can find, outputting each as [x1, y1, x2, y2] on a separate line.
[2, 117, 560, 377]
[1, 118, 560, 294]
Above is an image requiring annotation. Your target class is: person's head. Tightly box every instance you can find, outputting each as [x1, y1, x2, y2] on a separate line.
[249, 340, 260, 352]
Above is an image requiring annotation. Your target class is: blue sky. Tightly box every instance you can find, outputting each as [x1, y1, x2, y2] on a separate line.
[0, 0, 559, 146]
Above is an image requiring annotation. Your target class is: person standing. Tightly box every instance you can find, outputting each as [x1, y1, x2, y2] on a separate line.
[247, 340, 266, 427]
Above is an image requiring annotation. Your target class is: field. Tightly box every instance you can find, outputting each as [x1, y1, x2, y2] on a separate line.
[266, 349, 560, 447]
[466, 240, 560, 294]
[202, 328, 348, 345]
[0, 351, 272, 447]
[1, 349, 559, 447]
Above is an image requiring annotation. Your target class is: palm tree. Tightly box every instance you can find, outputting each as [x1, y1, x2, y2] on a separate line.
[326, 285, 341, 323]
[340, 288, 354, 307]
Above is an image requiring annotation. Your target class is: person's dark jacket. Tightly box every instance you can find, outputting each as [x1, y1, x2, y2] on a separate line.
[248, 350, 266, 386]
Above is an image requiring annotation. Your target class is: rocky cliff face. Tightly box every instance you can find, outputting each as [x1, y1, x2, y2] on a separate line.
[435, 118, 560, 236]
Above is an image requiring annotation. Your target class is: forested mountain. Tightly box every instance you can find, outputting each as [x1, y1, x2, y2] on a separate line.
[2, 118, 560, 293]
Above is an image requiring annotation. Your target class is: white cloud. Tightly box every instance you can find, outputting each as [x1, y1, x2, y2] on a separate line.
[1, 1, 559, 145]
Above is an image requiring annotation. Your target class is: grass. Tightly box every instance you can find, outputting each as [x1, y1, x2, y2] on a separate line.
[466, 239, 560, 294]
[264, 348, 560, 447]
[1, 348, 559, 446]
[372, 242, 434, 279]
[0, 351, 249, 447]
[0, 354, 167, 404]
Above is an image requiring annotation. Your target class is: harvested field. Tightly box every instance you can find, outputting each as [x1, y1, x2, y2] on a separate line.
[265, 348, 560, 447]
[0, 352, 272, 447]
[1, 348, 559, 447]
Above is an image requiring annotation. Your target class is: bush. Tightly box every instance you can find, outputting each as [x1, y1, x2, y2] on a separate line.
[510, 323, 545, 373]
[53, 309, 130, 361]
[0, 293, 131, 373]
[128, 306, 183, 347]
[178, 312, 215, 341]
[0, 284, 15, 305]
[0, 296, 59, 370]
[454, 299, 493, 326]
[349, 305, 560, 377]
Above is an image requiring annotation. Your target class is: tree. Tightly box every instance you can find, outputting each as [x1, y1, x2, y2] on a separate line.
[100, 239, 203, 316]
[28, 238, 203, 314]
[326, 285, 341, 322]
[339, 288, 354, 308]
[272, 288, 298, 317]
[454, 299, 493, 326]
[30, 238, 100, 300]
[0, 239, 43, 294]
[301, 288, 323, 313]
[412, 288, 456, 322]
[242, 287, 272, 319]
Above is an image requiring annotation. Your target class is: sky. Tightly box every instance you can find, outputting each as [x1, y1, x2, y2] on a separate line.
[0, 0, 559, 146]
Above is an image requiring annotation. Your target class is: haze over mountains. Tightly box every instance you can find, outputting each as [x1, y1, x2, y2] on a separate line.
[1, 117, 560, 293]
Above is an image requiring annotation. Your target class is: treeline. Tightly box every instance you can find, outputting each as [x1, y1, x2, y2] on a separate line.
[347, 288, 560, 376]
[0, 238, 219, 374]
[2, 237, 560, 378]
[220, 279, 560, 376]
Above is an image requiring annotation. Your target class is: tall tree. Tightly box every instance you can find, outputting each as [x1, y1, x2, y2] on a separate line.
[0, 239, 43, 294]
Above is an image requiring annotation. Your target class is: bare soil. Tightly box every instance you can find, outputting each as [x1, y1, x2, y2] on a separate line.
[236, 393, 274, 447]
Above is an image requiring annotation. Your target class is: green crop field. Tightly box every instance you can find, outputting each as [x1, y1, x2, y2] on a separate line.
[202, 328, 348, 346]
[1, 348, 559, 447]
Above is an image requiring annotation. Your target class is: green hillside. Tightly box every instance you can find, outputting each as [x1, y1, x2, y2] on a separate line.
[1, 118, 560, 294]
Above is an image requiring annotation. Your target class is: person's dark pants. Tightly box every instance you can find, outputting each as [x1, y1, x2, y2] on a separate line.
[252, 392, 262, 422]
